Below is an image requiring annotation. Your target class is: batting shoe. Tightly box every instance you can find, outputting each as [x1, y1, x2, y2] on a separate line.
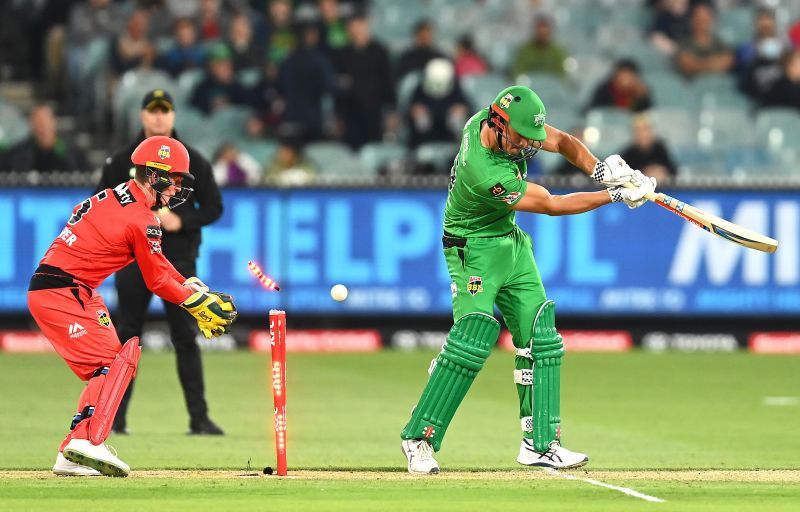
[517, 439, 589, 469]
[52, 452, 102, 476]
[401, 439, 440, 474]
[62, 439, 130, 477]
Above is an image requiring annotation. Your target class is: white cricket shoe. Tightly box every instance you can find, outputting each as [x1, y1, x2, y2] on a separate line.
[517, 439, 589, 469]
[63, 439, 130, 477]
[401, 439, 440, 474]
[53, 452, 102, 476]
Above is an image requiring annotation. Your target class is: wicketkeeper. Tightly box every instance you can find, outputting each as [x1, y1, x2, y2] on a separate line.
[27, 136, 237, 477]
[400, 85, 656, 473]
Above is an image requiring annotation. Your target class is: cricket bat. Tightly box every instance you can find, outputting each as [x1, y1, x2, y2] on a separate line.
[632, 187, 779, 253]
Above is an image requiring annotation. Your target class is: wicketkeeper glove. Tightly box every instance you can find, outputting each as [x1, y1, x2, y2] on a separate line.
[181, 290, 238, 339]
[608, 175, 657, 209]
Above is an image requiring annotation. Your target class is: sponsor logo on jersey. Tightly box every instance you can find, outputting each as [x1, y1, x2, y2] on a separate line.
[68, 322, 87, 339]
[113, 182, 136, 206]
[467, 276, 483, 296]
[96, 310, 110, 327]
[146, 225, 162, 239]
[149, 240, 162, 254]
[533, 113, 546, 126]
[489, 182, 507, 197]
[503, 191, 521, 204]
[158, 144, 171, 160]
[498, 93, 514, 109]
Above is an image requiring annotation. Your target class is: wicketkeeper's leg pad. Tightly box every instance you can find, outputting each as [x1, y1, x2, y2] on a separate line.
[401, 313, 500, 451]
[515, 300, 564, 452]
[69, 337, 141, 446]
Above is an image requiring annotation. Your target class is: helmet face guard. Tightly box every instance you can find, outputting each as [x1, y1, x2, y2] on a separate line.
[144, 161, 194, 209]
[489, 107, 540, 163]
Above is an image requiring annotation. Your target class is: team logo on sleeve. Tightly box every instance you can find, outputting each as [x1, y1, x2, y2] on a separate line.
[489, 182, 507, 197]
[96, 310, 110, 327]
[158, 144, 171, 160]
[503, 192, 521, 204]
[149, 240, 162, 254]
[146, 225, 162, 239]
[467, 276, 483, 296]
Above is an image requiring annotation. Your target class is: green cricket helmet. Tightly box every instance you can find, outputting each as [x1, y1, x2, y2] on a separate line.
[490, 85, 547, 141]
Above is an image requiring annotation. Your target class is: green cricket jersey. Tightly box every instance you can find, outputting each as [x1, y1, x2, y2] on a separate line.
[444, 108, 528, 237]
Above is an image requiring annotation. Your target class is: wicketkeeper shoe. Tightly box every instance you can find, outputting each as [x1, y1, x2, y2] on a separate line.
[401, 439, 440, 474]
[516, 439, 589, 469]
[62, 439, 130, 477]
[52, 452, 102, 476]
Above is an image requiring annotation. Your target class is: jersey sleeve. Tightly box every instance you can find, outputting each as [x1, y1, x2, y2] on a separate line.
[473, 167, 528, 208]
[127, 217, 192, 305]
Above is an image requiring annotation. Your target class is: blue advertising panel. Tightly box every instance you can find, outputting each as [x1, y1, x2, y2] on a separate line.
[2, 187, 797, 316]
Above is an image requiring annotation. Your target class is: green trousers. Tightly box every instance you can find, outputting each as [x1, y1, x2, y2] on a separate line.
[446, 227, 547, 440]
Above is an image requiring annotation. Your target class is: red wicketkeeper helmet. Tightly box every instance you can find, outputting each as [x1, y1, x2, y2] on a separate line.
[130, 135, 194, 208]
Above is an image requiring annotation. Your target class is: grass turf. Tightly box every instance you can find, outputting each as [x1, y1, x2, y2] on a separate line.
[0, 350, 798, 510]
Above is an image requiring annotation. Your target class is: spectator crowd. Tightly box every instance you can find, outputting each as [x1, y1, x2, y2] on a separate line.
[0, 0, 799, 181]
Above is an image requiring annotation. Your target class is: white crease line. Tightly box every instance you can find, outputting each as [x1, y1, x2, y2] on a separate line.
[763, 396, 799, 406]
[545, 468, 666, 503]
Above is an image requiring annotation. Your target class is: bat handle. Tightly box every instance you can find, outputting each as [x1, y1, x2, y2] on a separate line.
[620, 178, 660, 202]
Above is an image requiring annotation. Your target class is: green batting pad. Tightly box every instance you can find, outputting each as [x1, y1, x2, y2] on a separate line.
[531, 301, 564, 452]
[401, 313, 500, 451]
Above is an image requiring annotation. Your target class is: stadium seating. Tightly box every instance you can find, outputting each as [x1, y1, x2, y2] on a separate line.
[461, 73, 508, 110]
[648, 108, 699, 149]
[305, 141, 363, 176]
[238, 139, 278, 167]
[415, 141, 460, 173]
[515, 73, 572, 109]
[360, 142, 408, 176]
[113, 69, 176, 137]
[0, 102, 28, 150]
[756, 108, 800, 165]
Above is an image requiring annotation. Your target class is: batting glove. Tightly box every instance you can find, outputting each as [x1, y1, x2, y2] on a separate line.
[591, 155, 637, 187]
[608, 175, 657, 209]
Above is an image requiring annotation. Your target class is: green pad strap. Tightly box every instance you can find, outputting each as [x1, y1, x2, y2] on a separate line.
[401, 313, 500, 451]
[531, 300, 564, 452]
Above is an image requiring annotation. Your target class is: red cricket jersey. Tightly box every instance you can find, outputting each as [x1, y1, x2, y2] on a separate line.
[39, 180, 192, 305]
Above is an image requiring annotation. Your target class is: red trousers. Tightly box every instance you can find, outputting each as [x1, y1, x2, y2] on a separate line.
[28, 287, 120, 380]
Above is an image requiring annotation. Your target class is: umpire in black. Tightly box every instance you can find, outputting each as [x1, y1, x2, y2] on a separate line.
[95, 89, 225, 435]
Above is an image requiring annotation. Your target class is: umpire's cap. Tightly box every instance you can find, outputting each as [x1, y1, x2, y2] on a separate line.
[141, 89, 175, 111]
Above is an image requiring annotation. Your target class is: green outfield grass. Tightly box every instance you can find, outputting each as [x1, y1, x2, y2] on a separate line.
[1, 350, 798, 511]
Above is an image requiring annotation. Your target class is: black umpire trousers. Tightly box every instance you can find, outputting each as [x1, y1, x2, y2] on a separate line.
[112, 258, 208, 427]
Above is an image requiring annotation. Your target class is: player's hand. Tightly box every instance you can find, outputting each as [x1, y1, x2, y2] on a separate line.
[608, 175, 657, 209]
[181, 290, 237, 338]
[183, 277, 209, 293]
[592, 155, 637, 187]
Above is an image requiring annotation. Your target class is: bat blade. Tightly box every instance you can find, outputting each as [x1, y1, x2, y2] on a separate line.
[645, 191, 778, 253]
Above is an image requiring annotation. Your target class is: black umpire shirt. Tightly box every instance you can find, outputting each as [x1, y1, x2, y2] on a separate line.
[94, 131, 223, 261]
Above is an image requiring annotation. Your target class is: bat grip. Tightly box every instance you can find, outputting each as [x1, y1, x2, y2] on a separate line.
[621, 179, 659, 202]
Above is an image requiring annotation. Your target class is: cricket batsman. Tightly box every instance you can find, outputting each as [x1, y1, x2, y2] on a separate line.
[27, 136, 237, 477]
[400, 86, 656, 473]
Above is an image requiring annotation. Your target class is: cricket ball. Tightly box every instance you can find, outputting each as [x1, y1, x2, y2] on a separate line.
[330, 284, 348, 302]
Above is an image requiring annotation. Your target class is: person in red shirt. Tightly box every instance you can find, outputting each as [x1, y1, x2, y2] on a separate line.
[27, 136, 237, 477]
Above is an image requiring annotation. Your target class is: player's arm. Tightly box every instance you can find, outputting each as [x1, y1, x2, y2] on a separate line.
[512, 182, 610, 216]
[540, 124, 647, 188]
[512, 179, 657, 215]
[128, 221, 193, 304]
[539, 124, 598, 175]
